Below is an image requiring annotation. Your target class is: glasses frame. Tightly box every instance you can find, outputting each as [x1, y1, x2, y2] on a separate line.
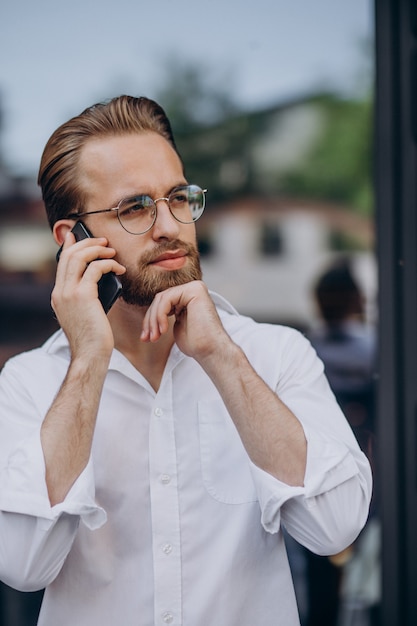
[66, 184, 207, 235]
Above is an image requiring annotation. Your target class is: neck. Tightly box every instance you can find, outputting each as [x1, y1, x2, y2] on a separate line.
[108, 298, 175, 391]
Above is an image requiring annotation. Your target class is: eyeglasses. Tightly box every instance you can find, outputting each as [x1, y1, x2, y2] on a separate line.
[67, 184, 207, 235]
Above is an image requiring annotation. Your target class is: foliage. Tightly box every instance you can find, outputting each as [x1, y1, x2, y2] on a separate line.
[153, 61, 374, 216]
[155, 57, 239, 133]
[278, 94, 374, 215]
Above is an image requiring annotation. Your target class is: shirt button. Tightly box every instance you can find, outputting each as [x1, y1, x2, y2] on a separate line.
[160, 474, 171, 485]
[154, 407, 163, 417]
[162, 611, 174, 623]
[162, 543, 173, 555]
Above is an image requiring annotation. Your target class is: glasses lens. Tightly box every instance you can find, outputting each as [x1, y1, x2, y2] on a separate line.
[169, 185, 205, 224]
[117, 195, 156, 234]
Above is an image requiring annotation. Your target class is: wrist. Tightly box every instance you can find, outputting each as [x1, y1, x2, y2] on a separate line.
[198, 337, 243, 378]
[68, 352, 111, 381]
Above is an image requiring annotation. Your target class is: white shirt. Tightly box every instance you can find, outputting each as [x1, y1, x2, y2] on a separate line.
[0, 292, 372, 626]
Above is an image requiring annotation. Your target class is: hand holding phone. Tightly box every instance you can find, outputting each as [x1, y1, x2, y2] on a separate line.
[56, 222, 123, 314]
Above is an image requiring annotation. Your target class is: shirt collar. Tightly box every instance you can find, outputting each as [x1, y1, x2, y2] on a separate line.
[42, 290, 239, 358]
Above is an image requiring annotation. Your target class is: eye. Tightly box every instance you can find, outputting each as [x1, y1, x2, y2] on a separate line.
[119, 196, 153, 217]
[169, 189, 189, 207]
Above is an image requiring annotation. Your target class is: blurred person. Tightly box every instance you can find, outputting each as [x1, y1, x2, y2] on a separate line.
[310, 259, 376, 452]
[303, 259, 379, 626]
[0, 96, 372, 626]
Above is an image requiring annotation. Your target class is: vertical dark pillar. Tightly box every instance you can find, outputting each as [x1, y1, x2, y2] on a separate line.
[375, 0, 417, 623]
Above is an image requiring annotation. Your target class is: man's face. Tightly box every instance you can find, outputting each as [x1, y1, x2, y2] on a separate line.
[77, 132, 202, 306]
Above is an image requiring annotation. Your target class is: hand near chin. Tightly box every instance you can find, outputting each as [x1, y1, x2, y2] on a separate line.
[140, 280, 230, 362]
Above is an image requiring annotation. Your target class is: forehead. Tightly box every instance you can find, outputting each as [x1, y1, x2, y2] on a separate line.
[77, 132, 185, 204]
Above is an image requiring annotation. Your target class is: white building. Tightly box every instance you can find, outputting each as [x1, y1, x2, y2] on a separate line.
[199, 197, 376, 329]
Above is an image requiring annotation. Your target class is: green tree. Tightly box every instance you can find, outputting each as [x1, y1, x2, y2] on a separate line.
[155, 56, 239, 133]
[279, 94, 373, 215]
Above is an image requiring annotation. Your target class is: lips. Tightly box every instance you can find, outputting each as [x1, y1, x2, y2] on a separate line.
[149, 249, 187, 269]
[151, 250, 186, 263]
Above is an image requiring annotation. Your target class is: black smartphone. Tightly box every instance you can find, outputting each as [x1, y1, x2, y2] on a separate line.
[56, 221, 123, 314]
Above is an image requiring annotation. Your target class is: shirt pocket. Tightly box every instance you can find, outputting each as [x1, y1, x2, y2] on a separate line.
[198, 399, 258, 504]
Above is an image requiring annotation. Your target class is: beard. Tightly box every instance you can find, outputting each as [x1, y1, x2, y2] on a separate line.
[119, 239, 203, 307]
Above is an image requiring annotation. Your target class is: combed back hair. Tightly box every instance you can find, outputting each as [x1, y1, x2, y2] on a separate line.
[38, 95, 180, 229]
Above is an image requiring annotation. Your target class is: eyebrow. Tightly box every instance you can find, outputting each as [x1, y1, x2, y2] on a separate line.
[115, 181, 189, 205]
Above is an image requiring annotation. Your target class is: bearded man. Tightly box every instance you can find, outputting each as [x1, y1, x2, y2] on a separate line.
[0, 95, 372, 626]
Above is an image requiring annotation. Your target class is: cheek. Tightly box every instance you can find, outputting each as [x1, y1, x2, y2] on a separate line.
[115, 250, 144, 272]
[181, 224, 198, 245]
[111, 236, 146, 265]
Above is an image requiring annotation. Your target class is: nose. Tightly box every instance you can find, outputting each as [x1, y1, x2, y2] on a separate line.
[151, 198, 181, 240]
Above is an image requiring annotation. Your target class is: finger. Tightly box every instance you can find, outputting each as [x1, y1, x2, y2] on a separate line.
[140, 294, 165, 342]
[83, 258, 126, 282]
[142, 288, 184, 342]
[53, 259, 124, 315]
[144, 294, 167, 342]
[58, 238, 110, 267]
[56, 237, 105, 281]
[53, 242, 125, 312]
[63, 230, 76, 247]
[58, 243, 120, 284]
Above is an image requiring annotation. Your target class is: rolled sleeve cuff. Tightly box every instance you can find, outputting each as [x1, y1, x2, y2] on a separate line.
[250, 431, 361, 534]
[0, 432, 106, 531]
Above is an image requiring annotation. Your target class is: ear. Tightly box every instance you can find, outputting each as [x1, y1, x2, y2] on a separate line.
[53, 219, 77, 246]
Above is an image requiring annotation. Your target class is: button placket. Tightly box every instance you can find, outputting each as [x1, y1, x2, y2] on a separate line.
[149, 382, 182, 625]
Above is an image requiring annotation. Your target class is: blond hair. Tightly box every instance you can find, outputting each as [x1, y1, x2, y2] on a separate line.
[38, 95, 180, 228]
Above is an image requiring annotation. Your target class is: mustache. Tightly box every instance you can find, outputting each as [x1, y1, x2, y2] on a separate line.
[119, 238, 202, 307]
[140, 240, 198, 265]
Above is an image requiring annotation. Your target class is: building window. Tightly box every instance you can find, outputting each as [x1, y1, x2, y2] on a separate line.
[259, 221, 284, 257]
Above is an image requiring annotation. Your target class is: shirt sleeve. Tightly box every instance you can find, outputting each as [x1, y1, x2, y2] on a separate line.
[0, 356, 106, 591]
[0, 429, 106, 529]
[248, 327, 373, 555]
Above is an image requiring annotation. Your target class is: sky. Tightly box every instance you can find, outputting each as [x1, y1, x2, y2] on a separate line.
[0, 0, 373, 177]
